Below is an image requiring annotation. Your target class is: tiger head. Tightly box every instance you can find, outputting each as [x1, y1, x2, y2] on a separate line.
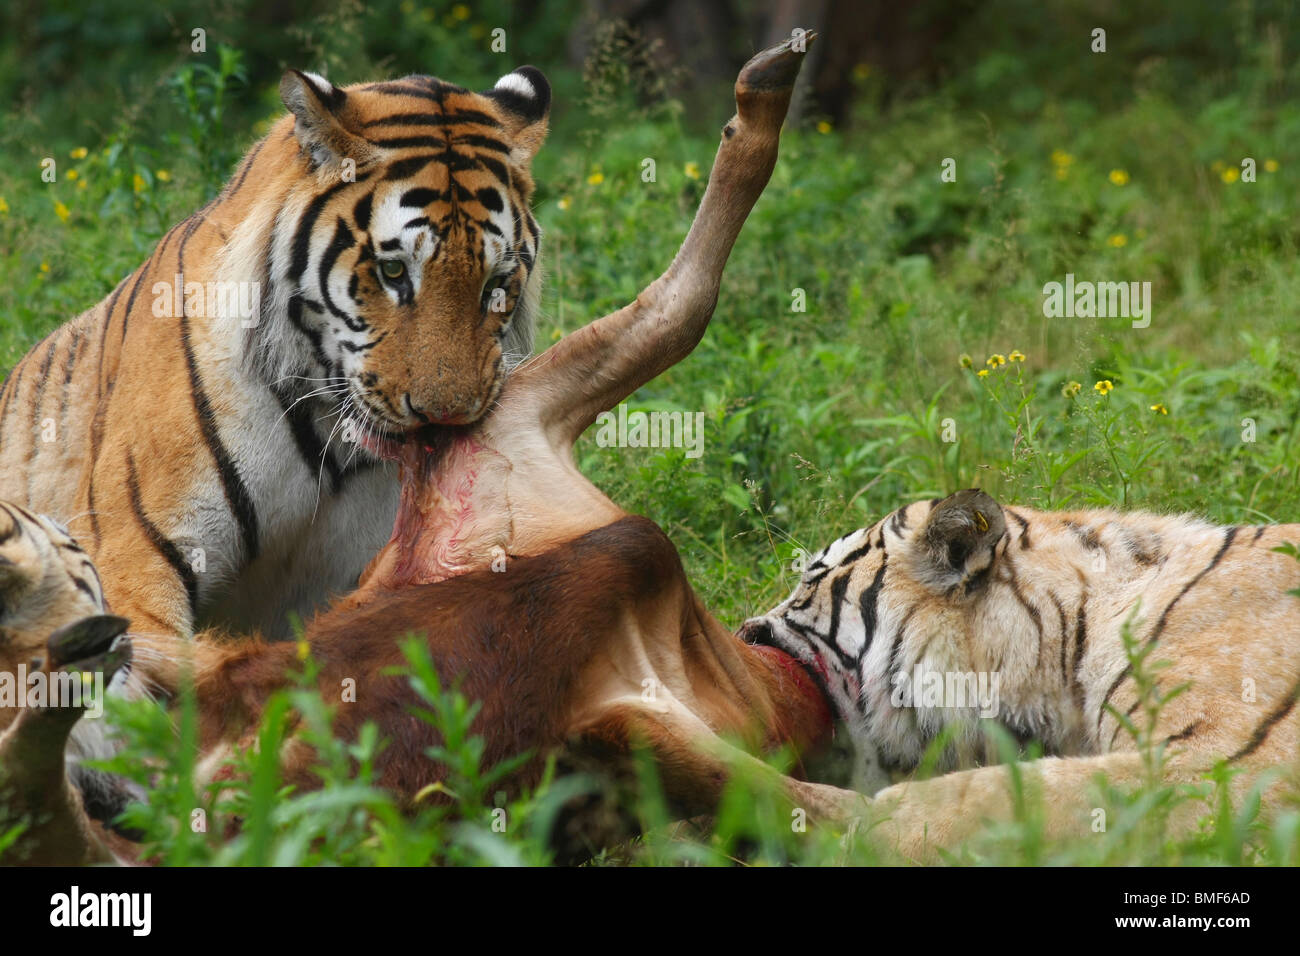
[0, 502, 115, 734]
[268, 66, 552, 439]
[739, 489, 1007, 788]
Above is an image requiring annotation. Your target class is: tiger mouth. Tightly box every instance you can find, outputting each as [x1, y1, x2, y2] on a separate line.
[739, 617, 833, 685]
[344, 398, 406, 460]
[343, 391, 434, 457]
[346, 378, 499, 450]
[740, 619, 837, 739]
[739, 616, 840, 706]
[348, 397, 477, 463]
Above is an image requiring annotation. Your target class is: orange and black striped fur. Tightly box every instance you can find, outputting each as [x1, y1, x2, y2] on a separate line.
[0, 67, 551, 681]
[742, 489, 1300, 853]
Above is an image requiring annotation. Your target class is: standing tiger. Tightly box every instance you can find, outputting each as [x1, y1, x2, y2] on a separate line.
[0, 66, 551, 682]
[742, 489, 1300, 856]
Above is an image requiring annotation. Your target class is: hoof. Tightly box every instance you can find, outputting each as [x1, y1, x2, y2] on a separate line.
[737, 30, 817, 94]
[45, 615, 132, 687]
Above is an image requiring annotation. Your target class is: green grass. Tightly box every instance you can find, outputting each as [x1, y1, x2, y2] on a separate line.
[2, 3, 1299, 865]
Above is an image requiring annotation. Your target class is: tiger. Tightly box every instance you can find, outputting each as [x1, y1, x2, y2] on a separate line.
[0, 499, 141, 860]
[0, 65, 552, 691]
[740, 488, 1300, 857]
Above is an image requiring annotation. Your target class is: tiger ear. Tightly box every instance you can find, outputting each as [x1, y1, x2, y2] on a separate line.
[482, 66, 551, 163]
[279, 70, 376, 172]
[904, 489, 1006, 594]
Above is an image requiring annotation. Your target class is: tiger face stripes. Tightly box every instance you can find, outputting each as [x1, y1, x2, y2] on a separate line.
[261, 68, 549, 436]
[743, 489, 1300, 794]
[0, 64, 552, 670]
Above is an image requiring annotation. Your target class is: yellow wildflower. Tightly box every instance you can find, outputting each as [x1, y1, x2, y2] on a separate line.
[1050, 150, 1073, 167]
[40, 261, 50, 274]
[1221, 166, 1239, 184]
[1062, 381, 1082, 398]
[66, 169, 78, 181]
[977, 369, 989, 379]
[54, 201, 70, 223]
[586, 170, 604, 186]
[296, 639, 310, 661]
[0, 196, 8, 216]
[452, 3, 470, 19]
[852, 63, 871, 80]
[1150, 403, 1168, 415]
[556, 196, 571, 211]
[1108, 168, 1129, 186]
[986, 354, 1006, 368]
[1055, 166, 1069, 181]
[132, 173, 146, 193]
[684, 161, 701, 180]
[1008, 349, 1026, 362]
[1107, 233, 1127, 247]
[959, 353, 973, 369]
[77, 179, 88, 191]
[69, 147, 88, 160]
[155, 169, 171, 182]
[1264, 158, 1279, 173]
[1094, 380, 1114, 395]
[816, 120, 832, 135]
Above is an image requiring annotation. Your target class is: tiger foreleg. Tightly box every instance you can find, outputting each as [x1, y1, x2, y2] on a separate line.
[856, 749, 1266, 862]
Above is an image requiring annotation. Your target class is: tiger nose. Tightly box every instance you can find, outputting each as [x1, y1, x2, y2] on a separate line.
[737, 617, 773, 645]
[404, 393, 479, 426]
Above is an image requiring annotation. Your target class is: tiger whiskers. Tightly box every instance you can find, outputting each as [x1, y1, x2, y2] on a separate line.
[58, 510, 103, 534]
[337, 407, 387, 478]
[311, 396, 362, 520]
[114, 637, 176, 705]
[250, 378, 350, 464]
[269, 373, 351, 387]
[500, 346, 532, 375]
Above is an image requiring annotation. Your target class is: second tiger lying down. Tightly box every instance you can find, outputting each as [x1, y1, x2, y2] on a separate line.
[742, 489, 1300, 853]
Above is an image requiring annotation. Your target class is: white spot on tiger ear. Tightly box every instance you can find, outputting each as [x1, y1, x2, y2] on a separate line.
[493, 71, 535, 99]
[301, 71, 334, 96]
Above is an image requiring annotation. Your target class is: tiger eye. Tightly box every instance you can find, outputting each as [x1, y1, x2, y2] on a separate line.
[379, 260, 406, 280]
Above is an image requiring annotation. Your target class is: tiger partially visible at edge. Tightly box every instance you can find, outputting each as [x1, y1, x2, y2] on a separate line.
[0, 65, 552, 691]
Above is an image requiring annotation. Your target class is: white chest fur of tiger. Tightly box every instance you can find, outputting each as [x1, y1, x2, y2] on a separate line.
[741, 488, 1300, 859]
[0, 66, 549, 686]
